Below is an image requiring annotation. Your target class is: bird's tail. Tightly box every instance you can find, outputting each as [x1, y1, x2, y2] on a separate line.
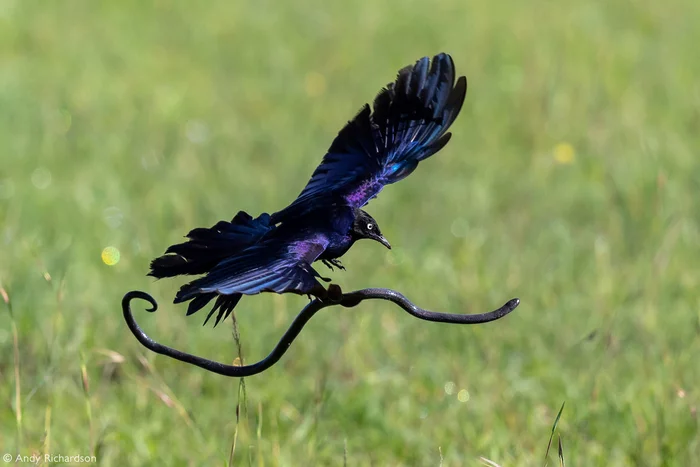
[149, 211, 272, 278]
[149, 211, 272, 326]
[371, 53, 467, 183]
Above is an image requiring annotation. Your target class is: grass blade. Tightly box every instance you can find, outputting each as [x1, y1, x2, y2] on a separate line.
[3, 286, 23, 454]
[558, 435, 565, 467]
[544, 401, 566, 466]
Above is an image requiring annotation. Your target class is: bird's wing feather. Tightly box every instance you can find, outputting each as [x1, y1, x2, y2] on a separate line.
[149, 211, 272, 278]
[271, 53, 467, 223]
[174, 236, 328, 302]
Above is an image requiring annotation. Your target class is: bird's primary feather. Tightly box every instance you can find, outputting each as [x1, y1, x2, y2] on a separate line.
[271, 53, 467, 223]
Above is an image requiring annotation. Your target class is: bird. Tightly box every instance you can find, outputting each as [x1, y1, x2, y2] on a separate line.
[148, 53, 467, 327]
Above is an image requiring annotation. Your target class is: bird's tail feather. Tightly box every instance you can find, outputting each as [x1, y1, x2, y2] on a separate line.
[149, 211, 272, 326]
[149, 211, 272, 279]
[180, 292, 243, 327]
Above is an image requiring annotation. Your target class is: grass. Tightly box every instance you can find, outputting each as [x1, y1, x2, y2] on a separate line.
[1, 0, 699, 465]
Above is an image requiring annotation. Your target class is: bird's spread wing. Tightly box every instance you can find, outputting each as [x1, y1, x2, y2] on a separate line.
[174, 236, 329, 304]
[271, 53, 467, 223]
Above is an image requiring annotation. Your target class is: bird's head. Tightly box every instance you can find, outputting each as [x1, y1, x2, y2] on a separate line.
[351, 209, 391, 250]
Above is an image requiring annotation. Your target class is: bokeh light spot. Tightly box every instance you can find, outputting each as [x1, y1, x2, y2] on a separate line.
[141, 150, 163, 170]
[31, 167, 52, 189]
[101, 246, 121, 266]
[185, 119, 210, 144]
[553, 142, 575, 164]
[103, 206, 124, 229]
[444, 381, 456, 395]
[457, 389, 470, 402]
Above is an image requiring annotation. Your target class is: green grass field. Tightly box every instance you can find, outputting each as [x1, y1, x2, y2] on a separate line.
[1, 0, 699, 465]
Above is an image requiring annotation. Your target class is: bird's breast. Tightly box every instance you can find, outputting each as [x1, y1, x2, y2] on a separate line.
[320, 233, 354, 260]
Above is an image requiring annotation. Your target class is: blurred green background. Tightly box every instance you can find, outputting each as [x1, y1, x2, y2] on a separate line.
[1, 0, 699, 465]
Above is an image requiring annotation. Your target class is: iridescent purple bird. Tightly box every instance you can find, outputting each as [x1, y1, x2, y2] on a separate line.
[149, 53, 467, 326]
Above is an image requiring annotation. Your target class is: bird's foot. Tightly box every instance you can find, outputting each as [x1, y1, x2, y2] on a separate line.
[322, 259, 345, 271]
[328, 259, 346, 271]
[326, 283, 343, 303]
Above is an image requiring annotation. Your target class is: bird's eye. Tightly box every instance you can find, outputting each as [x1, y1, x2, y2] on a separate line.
[367, 223, 373, 230]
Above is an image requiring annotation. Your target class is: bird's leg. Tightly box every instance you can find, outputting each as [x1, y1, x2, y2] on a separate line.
[321, 259, 335, 271]
[327, 259, 345, 271]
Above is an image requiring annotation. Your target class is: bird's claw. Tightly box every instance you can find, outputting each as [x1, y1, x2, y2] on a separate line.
[331, 259, 346, 271]
[322, 259, 346, 271]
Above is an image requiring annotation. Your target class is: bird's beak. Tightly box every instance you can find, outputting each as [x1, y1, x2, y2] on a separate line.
[375, 235, 391, 250]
